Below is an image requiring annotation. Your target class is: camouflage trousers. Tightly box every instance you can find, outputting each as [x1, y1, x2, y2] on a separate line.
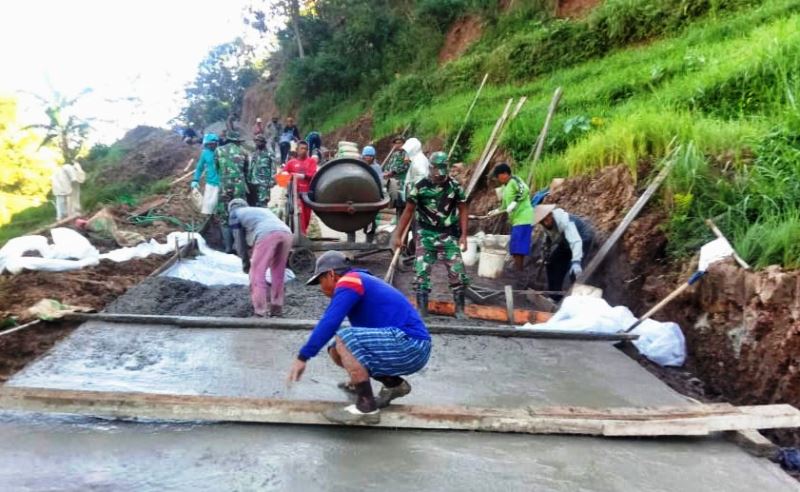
[414, 228, 470, 294]
[251, 184, 271, 207]
[214, 187, 248, 222]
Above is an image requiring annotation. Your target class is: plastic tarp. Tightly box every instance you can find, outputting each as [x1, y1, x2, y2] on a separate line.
[521, 295, 686, 367]
[160, 233, 295, 287]
[0, 228, 101, 274]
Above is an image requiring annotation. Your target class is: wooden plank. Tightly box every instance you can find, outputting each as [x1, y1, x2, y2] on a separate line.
[465, 99, 514, 200]
[705, 219, 751, 270]
[527, 87, 564, 189]
[28, 214, 81, 237]
[130, 197, 168, 217]
[577, 152, 678, 284]
[1, 387, 798, 437]
[409, 298, 551, 325]
[447, 73, 489, 159]
[61, 312, 638, 341]
[725, 429, 779, 458]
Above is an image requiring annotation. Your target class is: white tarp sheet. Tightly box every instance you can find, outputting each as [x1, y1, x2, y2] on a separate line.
[521, 295, 686, 367]
[0, 230, 294, 287]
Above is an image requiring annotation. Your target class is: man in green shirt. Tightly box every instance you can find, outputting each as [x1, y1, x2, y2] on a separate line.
[216, 130, 250, 253]
[396, 151, 470, 319]
[248, 134, 274, 207]
[489, 163, 534, 275]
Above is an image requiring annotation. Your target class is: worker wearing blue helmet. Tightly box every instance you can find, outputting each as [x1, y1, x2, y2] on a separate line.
[191, 133, 220, 215]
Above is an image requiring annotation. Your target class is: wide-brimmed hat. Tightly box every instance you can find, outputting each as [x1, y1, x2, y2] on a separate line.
[533, 204, 556, 225]
[306, 251, 350, 285]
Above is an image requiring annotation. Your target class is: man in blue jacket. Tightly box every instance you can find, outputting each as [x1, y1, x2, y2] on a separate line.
[287, 251, 432, 425]
[190, 133, 220, 215]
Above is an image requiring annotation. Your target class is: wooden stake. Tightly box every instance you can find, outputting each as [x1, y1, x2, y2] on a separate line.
[447, 73, 489, 159]
[2, 387, 799, 437]
[705, 219, 751, 270]
[577, 150, 678, 284]
[527, 87, 564, 189]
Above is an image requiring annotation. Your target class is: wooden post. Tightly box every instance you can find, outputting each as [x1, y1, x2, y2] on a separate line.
[447, 73, 489, 159]
[577, 151, 677, 284]
[527, 87, 564, 189]
[504, 285, 515, 325]
[705, 219, 751, 270]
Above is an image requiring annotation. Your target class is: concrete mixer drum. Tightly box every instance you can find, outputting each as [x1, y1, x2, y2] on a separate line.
[302, 157, 390, 233]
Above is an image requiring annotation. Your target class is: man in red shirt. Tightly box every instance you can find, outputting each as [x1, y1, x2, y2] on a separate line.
[283, 140, 318, 235]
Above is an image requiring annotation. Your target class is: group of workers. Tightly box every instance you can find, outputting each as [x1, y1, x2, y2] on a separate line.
[188, 120, 594, 425]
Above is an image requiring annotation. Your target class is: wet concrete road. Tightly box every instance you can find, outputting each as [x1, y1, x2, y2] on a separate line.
[1, 322, 797, 491]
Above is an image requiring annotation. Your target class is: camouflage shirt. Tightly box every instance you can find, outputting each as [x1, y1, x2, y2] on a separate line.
[249, 148, 274, 188]
[387, 149, 408, 183]
[216, 143, 250, 202]
[407, 176, 466, 232]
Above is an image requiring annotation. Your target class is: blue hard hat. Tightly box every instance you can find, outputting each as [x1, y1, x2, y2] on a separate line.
[202, 133, 219, 144]
[362, 145, 376, 157]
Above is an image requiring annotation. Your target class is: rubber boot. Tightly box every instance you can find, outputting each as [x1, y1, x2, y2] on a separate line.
[221, 224, 234, 254]
[416, 292, 429, 318]
[453, 290, 466, 320]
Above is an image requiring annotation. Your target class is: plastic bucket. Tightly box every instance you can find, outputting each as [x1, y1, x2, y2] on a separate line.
[478, 249, 507, 279]
[463, 237, 480, 267]
[275, 172, 292, 188]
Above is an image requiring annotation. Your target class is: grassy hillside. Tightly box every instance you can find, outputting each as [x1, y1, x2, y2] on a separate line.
[316, 0, 800, 268]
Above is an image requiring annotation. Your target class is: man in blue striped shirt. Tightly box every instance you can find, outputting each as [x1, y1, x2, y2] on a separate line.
[287, 251, 432, 425]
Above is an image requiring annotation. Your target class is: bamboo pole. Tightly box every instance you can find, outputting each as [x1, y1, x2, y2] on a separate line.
[447, 73, 489, 159]
[527, 87, 564, 189]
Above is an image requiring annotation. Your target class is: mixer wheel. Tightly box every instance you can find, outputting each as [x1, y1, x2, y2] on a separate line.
[289, 247, 315, 274]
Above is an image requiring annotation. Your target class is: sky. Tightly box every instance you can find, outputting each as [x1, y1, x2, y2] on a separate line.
[0, 0, 270, 143]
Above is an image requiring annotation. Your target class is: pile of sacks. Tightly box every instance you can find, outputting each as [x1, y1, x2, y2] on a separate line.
[336, 141, 361, 158]
[521, 295, 687, 367]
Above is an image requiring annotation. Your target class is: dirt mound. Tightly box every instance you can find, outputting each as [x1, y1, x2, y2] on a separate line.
[95, 126, 197, 186]
[439, 15, 483, 65]
[324, 113, 374, 150]
[0, 256, 167, 322]
[240, 80, 281, 140]
[686, 261, 800, 445]
[557, 0, 602, 18]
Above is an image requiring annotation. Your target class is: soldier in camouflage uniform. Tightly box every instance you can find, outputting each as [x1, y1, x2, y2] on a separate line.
[248, 134, 274, 207]
[385, 135, 409, 216]
[395, 151, 470, 319]
[215, 130, 250, 253]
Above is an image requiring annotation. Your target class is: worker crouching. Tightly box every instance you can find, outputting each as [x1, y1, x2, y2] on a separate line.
[534, 205, 595, 298]
[396, 151, 470, 319]
[287, 251, 432, 425]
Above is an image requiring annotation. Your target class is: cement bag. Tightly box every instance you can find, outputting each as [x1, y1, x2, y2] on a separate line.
[190, 187, 204, 213]
[631, 319, 686, 367]
[0, 235, 51, 273]
[402, 138, 429, 193]
[49, 227, 99, 260]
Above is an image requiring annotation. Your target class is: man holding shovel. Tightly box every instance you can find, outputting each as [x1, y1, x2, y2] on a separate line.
[534, 205, 595, 298]
[487, 163, 534, 284]
[396, 151, 470, 319]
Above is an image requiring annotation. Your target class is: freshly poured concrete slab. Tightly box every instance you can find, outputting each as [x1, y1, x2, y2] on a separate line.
[2, 322, 798, 491]
[0, 412, 796, 492]
[11, 322, 685, 408]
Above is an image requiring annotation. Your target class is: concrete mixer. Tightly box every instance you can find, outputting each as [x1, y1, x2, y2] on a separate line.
[285, 157, 391, 273]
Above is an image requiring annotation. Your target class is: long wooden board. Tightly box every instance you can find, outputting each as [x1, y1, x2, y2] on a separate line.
[1, 387, 798, 437]
[62, 312, 638, 341]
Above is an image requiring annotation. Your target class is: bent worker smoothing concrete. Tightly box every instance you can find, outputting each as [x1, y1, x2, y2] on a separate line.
[0, 321, 796, 491]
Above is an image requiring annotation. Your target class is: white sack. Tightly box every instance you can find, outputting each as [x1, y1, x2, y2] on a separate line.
[521, 295, 686, 367]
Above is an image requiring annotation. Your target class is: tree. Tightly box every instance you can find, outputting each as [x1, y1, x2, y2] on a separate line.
[178, 39, 263, 129]
[25, 89, 93, 164]
[245, 0, 317, 59]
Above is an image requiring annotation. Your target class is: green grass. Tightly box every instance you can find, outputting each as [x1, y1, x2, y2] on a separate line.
[0, 201, 56, 246]
[314, 0, 800, 269]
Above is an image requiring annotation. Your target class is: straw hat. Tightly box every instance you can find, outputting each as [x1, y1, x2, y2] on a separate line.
[533, 204, 556, 225]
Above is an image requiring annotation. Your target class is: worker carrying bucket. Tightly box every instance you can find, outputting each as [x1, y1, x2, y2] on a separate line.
[533, 205, 595, 299]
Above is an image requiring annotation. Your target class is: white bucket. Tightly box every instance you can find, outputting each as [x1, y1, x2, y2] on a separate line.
[463, 237, 480, 267]
[478, 249, 507, 279]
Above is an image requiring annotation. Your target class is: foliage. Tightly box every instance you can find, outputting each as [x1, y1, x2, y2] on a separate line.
[178, 39, 264, 129]
[0, 96, 57, 227]
[24, 89, 93, 164]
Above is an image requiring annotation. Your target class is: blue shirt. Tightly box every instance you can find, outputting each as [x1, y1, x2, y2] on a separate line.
[193, 147, 219, 186]
[298, 269, 430, 361]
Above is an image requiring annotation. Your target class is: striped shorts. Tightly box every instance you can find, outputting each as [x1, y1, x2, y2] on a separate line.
[337, 326, 432, 377]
